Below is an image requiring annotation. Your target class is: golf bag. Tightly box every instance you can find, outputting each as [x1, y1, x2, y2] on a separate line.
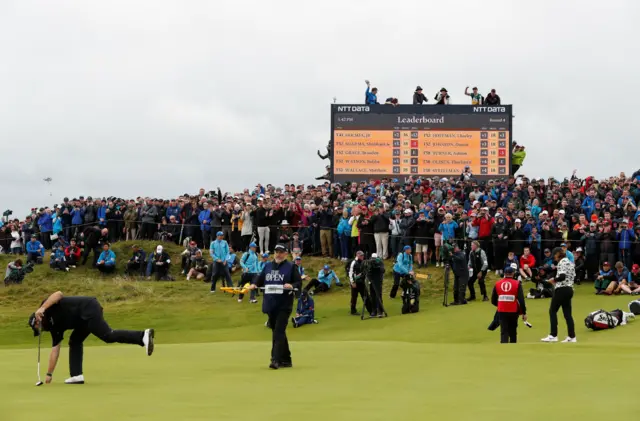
[629, 300, 640, 316]
[584, 309, 623, 331]
[400, 275, 420, 314]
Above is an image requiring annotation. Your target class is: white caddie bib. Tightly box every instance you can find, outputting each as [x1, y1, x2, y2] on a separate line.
[264, 285, 284, 295]
[498, 295, 515, 302]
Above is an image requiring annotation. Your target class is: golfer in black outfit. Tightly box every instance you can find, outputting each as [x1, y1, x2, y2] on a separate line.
[28, 291, 155, 384]
[541, 248, 577, 343]
[250, 244, 302, 369]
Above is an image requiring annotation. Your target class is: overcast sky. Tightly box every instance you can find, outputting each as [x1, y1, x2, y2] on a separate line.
[1, 0, 638, 217]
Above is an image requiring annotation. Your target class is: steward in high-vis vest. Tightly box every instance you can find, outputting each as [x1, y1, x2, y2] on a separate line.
[250, 244, 302, 370]
[491, 266, 527, 343]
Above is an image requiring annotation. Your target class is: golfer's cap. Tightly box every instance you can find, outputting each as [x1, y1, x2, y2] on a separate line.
[403, 245, 411, 251]
[371, 253, 378, 258]
[356, 250, 364, 256]
[156, 245, 163, 253]
[294, 256, 301, 261]
[249, 242, 257, 248]
[560, 243, 567, 247]
[274, 244, 288, 252]
[261, 253, 269, 258]
[28, 313, 39, 337]
[603, 261, 610, 266]
[515, 218, 522, 223]
[504, 266, 515, 274]
[216, 231, 224, 237]
[323, 264, 330, 270]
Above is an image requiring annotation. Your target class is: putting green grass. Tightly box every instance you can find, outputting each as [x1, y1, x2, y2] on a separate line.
[1, 241, 639, 420]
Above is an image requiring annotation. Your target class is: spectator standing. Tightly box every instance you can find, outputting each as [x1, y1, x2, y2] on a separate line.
[199, 203, 212, 249]
[316, 202, 334, 258]
[434, 88, 450, 105]
[140, 199, 158, 240]
[240, 204, 254, 251]
[485, 89, 501, 105]
[38, 208, 53, 250]
[123, 205, 138, 241]
[617, 220, 635, 269]
[337, 210, 352, 261]
[364, 80, 378, 105]
[412, 86, 428, 105]
[371, 207, 390, 260]
[255, 200, 271, 254]
[464, 86, 484, 105]
[209, 231, 233, 292]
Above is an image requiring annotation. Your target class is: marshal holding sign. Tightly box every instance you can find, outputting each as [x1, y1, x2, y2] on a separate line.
[330, 104, 513, 182]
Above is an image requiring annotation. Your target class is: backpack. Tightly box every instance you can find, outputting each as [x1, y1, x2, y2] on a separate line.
[401, 276, 420, 314]
[584, 309, 622, 331]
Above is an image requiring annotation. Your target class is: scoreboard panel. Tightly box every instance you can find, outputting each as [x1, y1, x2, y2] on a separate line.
[331, 104, 512, 182]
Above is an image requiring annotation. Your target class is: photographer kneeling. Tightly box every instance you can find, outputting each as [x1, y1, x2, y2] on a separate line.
[4, 259, 33, 286]
[348, 251, 372, 315]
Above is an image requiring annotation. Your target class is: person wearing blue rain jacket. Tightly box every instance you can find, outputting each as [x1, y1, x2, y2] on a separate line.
[391, 245, 414, 298]
[292, 291, 317, 328]
[26, 235, 45, 264]
[303, 264, 342, 294]
[209, 231, 233, 292]
[198, 205, 213, 247]
[97, 204, 107, 227]
[96, 243, 116, 274]
[365, 81, 378, 105]
[581, 194, 596, 220]
[71, 207, 84, 226]
[52, 212, 63, 236]
[238, 243, 261, 303]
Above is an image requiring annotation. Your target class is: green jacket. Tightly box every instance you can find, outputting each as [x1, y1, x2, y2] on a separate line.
[512, 150, 527, 166]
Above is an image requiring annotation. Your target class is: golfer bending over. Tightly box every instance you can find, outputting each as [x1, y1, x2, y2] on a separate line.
[28, 291, 154, 384]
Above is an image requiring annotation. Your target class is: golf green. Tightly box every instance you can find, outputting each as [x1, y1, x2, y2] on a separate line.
[0, 339, 637, 421]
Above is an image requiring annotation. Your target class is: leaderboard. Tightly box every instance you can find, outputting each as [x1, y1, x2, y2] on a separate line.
[330, 104, 512, 182]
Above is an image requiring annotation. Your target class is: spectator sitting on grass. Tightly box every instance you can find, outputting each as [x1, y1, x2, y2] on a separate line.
[26, 235, 44, 264]
[50, 243, 69, 272]
[180, 240, 201, 275]
[292, 290, 318, 328]
[595, 262, 615, 294]
[125, 245, 146, 276]
[602, 261, 629, 295]
[303, 264, 342, 295]
[186, 250, 208, 281]
[64, 239, 81, 269]
[504, 251, 519, 273]
[519, 247, 535, 281]
[96, 243, 116, 275]
[620, 263, 640, 295]
[4, 259, 27, 286]
[149, 245, 172, 281]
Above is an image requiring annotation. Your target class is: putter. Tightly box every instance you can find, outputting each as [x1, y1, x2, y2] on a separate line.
[35, 326, 43, 386]
[524, 321, 533, 328]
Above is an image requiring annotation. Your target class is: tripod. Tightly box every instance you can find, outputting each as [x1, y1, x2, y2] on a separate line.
[443, 264, 450, 307]
[361, 275, 388, 320]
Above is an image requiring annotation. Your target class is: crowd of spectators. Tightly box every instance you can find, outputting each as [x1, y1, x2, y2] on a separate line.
[4, 168, 640, 297]
[365, 80, 502, 106]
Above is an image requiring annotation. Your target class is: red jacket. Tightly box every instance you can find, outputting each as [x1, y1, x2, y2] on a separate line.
[495, 278, 520, 313]
[65, 246, 81, 260]
[473, 216, 494, 238]
[520, 254, 536, 268]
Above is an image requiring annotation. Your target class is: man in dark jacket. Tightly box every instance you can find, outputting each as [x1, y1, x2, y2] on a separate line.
[140, 200, 158, 240]
[371, 207, 391, 260]
[485, 89, 501, 105]
[412, 86, 428, 104]
[581, 222, 599, 281]
[81, 227, 108, 266]
[150, 245, 172, 281]
[450, 243, 469, 305]
[316, 202, 334, 258]
[125, 245, 146, 276]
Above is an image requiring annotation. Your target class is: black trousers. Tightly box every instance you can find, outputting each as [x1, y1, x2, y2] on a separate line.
[210, 262, 233, 291]
[126, 261, 143, 275]
[97, 264, 115, 274]
[498, 312, 519, 343]
[303, 279, 329, 293]
[452, 274, 468, 303]
[202, 230, 211, 249]
[68, 299, 144, 376]
[549, 287, 575, 338]
[468, 270, 488, 299]
[267, 308, 292, 364]
[154, 264, 170, 280]
[238, 273, 257, 301]
[585, 256, 599, 281]
[350, 282, 371, 312]
[140, 222, 157, 240]
[390, 272, 403, 298]
[82, 247, 101, 266]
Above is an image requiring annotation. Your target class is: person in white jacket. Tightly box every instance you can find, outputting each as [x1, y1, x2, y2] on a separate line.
[10, 225, 23, 254]
[389, 211, 402, 259]
[240, 205, 254, 251]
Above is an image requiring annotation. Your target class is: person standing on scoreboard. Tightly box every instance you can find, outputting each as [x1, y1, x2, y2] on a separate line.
[464, 86, 484, 105]
[364, 80, 378, 105]
[413, 86, 428, 104]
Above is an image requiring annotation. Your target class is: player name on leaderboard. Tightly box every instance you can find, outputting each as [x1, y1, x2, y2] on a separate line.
[330, 105, 513, 182]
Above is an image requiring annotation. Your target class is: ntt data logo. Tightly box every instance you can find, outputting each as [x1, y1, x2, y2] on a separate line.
[473, 106, 507, 113]
[337, 106, 370, 112]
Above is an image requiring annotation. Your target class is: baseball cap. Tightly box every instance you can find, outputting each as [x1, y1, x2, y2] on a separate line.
[294, 256, 301, 261]
[356, 250, 364, 256]
[371, 253, 378, 258]
[274, 244, 288, 253]
[323, 264, 330, 270]
[156, 245, 163, 253]
[216, 231, 224, 237]
[560, 243, 567, 247]
[504, 266, 515, 274]
[403, 245, 411, 251]
[576, 247, 583, 252]
[632, 264, 640, 272]
[261, 253, 269, 258]
[603, 261, 610, 266]
[249, 242, 257, 248]
[515, 218, 522, 223]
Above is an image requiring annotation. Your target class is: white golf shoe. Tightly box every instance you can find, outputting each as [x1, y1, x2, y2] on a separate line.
[143, 329, 155, 356]
[561, 337, 577, 343]
[540, 335, 558, 342]
[65, 375, 85, 384]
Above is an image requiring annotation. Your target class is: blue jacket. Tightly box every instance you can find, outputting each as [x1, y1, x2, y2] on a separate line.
[317, 269, 340, 287]
[615, 268, 631, 283]
[296, 294, 315, 319]
[52, 215, 63, 234]
[617, 229, 636, 250]
[210, 239, 229, 262]
[257, 260, 267, 272]
[530, 205, 541, 221]
[504, 256, 519, 272]
[166, 206, 181, 222]
[240, 251, 260, 273]
[27, 240, 44, 255]
[565, 250, 575, 263]
[365, 86, 377, 105]
[97, 206, 107, 226]
[225, 253, 237, 270]
[438, 221, 458, 241]
[98, 250, 116, 266]
[38, 214, 53, 233]
[71, 208, 84, 225]
[337, 218, 351, 236]
[199, 210, 212, 231]
[393, 252, 413, 274]
[581, 197, 596, 219]
[51, 248, 66, 261]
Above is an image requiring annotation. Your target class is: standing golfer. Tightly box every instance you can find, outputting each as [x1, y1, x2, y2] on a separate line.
[28, 291, 154, 384]
[491, 266, 527, 343]
[541, 247, 577, 343]
[249, 244, 301, 369]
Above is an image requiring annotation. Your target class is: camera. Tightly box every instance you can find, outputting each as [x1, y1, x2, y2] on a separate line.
[3, 209, 12, 217]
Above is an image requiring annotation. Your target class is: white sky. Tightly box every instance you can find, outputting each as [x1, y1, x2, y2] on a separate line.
[1, 0, 638, 217]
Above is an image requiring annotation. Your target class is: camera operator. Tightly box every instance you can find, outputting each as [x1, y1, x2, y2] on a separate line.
[348, 251, 372, 315]
[367, 253, 386, 317]
[467, 241, 489, 301]
[4, 258, 32, 286]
